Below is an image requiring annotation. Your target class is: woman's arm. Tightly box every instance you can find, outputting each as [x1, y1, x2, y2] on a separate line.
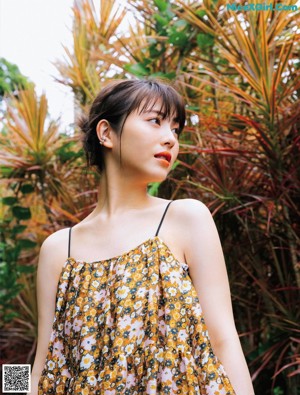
[27, 230, 68, 395]
[179, 199, 255, 395]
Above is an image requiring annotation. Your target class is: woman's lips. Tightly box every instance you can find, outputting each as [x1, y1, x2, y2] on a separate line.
[155, 157, 170, 166]
[154, 151, 172, 162]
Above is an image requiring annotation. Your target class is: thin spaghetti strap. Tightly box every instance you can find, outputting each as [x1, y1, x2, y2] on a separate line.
[68, 227, 72, 258]
[155, 200, 174, 237]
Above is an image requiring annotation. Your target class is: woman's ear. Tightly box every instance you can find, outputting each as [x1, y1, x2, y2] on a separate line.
[96, 119, 114, 148]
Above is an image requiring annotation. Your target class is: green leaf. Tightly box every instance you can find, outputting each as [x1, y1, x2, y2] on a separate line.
[2, 284, 24, 299]
[174, 20, 188, 29]
[3, 311, 20, 322]
[197, 33, 214, 49]
[148, 182, 161, 197]
[153, 14, 169, 27]
[165, 8, 175, 19]
[273, 387, 284, 395]
[196, 10, 207, 18]
[0, 58, 29, 96]
[149, 46, 161, 58]
[124, 63, 149, 77]
[12, 206, 31, 220]
[164, 71, 176, 80]
[154, 0, 168, 12]
[56, 140, 79, 161]
[149, 71, 176, 80]
[218, 58, 229, 65]
[0, 261, 7, 272]
[142, 58, 152, 67]
[20, 184, 34, 194]
[171, 160, 180, 170]
[149, 72, 166, 78]
[18, 239, 37, 249]
[16, 264, 36, 273]
[0, 166, 13, 177]
[2, 196, 18, 206]
[168, 31, 188, 47]
[187, 105, 200, 111]
[12, 225, 27, 235]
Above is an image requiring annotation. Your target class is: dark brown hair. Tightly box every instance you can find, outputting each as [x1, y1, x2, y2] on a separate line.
[78, 78, 186, 174]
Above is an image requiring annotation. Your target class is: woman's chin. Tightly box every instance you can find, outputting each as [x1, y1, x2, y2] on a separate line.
[148, 173, 169, 183]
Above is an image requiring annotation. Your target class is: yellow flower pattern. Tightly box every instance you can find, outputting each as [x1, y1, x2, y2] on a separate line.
[38, 236, 236, 394]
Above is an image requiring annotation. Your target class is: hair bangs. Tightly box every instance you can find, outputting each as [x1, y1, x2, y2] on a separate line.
[126, 81, 186, 134]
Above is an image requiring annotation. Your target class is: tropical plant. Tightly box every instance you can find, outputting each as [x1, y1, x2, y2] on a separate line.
[0, 84, 94, 363]
[55, 0, 128, 108]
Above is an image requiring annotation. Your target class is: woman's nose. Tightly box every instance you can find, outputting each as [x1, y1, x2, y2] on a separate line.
[162, 125, 177, 146]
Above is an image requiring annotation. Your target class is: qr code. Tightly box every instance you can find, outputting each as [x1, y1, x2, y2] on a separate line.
[2, 364, 31, 393]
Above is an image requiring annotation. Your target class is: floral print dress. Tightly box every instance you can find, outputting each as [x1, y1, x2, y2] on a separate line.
[38, 201, 236, 395]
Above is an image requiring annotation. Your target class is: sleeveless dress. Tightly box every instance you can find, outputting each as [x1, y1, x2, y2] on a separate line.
[38, 200, 236, 395]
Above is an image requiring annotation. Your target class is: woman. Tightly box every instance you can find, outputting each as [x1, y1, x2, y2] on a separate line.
[29, 79, 254, 394]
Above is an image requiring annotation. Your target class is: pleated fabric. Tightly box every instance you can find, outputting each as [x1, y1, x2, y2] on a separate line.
[38, 236, 236, 394]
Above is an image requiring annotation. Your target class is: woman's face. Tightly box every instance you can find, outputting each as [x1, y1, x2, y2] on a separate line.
[114, 99, 180, 183]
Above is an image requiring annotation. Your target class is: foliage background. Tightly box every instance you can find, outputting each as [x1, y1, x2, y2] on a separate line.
[0, 1, 299, 394]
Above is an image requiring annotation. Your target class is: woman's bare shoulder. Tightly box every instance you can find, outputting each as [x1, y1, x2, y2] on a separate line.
[170, 198, 213, 242]
[172, 198, 210, 218]
[39, 227, 71, 270]
[41, 227, 70, 249]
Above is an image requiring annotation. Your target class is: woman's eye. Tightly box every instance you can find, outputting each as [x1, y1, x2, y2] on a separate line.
[149, 118, 160, 125]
